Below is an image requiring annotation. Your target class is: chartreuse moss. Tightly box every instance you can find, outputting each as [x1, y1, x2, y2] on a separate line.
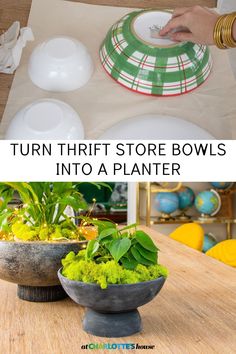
[62, 250, 168, 289]
[10, 221, 81, 241]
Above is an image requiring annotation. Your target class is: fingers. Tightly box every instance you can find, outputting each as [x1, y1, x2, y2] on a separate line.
[170, 31, 194, 43]
[172, 7, 191, 18]
[159, 17, 185, 36]
[200, 6, 217, 15]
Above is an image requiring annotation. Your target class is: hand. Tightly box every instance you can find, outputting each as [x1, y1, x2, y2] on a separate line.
[159, 6, 220, 45]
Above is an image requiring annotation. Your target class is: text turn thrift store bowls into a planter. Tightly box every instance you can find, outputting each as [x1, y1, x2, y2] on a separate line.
[100, 10, 213, 96]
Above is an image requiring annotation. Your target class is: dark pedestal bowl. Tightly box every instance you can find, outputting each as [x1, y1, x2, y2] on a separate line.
[0, 240, 87, 302]
[58, 269, 166, 337]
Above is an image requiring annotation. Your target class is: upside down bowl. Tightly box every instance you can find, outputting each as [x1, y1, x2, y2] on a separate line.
[28, 36, 94, 92]
[100, 10, 213, 96]
[4, 99, 84, 140]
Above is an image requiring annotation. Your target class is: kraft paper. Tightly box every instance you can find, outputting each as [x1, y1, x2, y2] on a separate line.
[1, 0, 236, 139]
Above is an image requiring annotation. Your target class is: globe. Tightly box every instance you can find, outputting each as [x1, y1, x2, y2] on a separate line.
[177, 186, 195, 210]
[210, 182, 234, 190]
[203, 233, 218, 253]
[154, 192, 179, 215]
[194, 190, 221, 216]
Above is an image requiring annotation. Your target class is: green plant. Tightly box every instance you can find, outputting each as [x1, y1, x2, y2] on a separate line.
[61, 222, 168, 289]
[82, 220, 159, 269]
[62, 250, 168, 289]
[0, 182, 111, 241]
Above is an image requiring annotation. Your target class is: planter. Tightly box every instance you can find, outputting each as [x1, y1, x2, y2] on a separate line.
[0, 240, 87, 302]
[58, 269, 166, 337]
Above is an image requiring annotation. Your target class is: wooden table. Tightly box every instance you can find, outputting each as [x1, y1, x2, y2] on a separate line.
[0, 0, 217, 122]
[0, 0, 31, 121]
[0, 226, 235, 354]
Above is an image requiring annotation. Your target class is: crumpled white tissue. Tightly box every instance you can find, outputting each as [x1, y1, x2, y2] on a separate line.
[0, 21, 34, 74]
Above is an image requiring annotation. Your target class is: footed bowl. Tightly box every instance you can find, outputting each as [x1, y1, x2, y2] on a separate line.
[58, 269, 166, 337]
[0, 240, 87, 302]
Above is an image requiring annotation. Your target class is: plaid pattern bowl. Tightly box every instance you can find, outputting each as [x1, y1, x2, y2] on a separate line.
[100, 10, 213, 97]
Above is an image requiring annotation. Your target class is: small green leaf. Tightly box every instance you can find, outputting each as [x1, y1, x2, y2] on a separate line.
[130, 245, 153, 266]
[120, 255, 138, 270]
[131, 238, 138, 245]
[86, 240, 99, 260]
[119, 223, 137, 232]
[53, 182, 73, 194]
[97, 221, 116, 233]
[100, 236, 113, 244]
[0, 210, 12, 232]
[107, 238, 131, 262]
[29, 182, 45, 200]
[135, 230, 158, 252]
[58, 195, 87, 211]
[99, 228, 117, 240]
[136, 243, 157, 263]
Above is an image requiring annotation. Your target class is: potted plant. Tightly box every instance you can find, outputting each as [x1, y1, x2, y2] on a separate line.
[0, 182, 109, 302]
[58, 221, 168, 337]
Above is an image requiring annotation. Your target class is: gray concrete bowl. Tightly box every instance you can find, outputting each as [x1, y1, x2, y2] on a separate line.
[58, 269, 166, 337]
[0, 240, 87, 302]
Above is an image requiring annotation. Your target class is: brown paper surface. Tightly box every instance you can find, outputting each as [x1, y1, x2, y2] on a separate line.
[1, 0, 236, 139]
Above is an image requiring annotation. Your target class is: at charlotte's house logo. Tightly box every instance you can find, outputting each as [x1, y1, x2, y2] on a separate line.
[81, 343, 155, 350]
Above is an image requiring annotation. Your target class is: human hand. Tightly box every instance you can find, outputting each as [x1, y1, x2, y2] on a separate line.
[159, 6, 220, 45]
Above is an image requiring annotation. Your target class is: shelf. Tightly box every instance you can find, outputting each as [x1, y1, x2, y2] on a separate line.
[139, 217, 236, 225]
[137, 182, 236, 240]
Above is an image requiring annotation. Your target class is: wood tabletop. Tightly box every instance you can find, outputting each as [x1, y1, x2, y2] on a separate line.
[0, 226, 235, 354]
[70, 0, 217, 9]
[0, 0, 31, 121]
[0, 0, 217, 122]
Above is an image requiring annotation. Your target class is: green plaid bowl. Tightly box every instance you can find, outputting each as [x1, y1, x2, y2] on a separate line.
[100, 10, 213, 96]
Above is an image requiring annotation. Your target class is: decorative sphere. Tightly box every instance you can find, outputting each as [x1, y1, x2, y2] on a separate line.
[203, 233, 218, 253]
[154, 192, 179, 214]
[210, 182, 234, 190]
[194, 190, 221, 216]
[177, 186, 195, 210]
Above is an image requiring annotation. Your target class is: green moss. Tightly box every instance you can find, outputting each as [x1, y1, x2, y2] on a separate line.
[62, 250, 168, 289]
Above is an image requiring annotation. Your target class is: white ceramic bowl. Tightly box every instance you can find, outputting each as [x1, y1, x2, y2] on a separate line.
[28, 36, 94, 92]
[100, 10, 212, 96]
[5, 99, 84, 140]
[99, 114, 214, 139]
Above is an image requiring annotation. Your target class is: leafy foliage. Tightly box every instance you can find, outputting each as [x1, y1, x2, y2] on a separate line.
[81, 220, 159, 270]
[0, 182, 109, 241]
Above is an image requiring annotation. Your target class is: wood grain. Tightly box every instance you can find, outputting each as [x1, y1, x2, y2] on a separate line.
[0, 0, 31, 121]
[0, 226, 235, 354]
[72, 0, 217, 9]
